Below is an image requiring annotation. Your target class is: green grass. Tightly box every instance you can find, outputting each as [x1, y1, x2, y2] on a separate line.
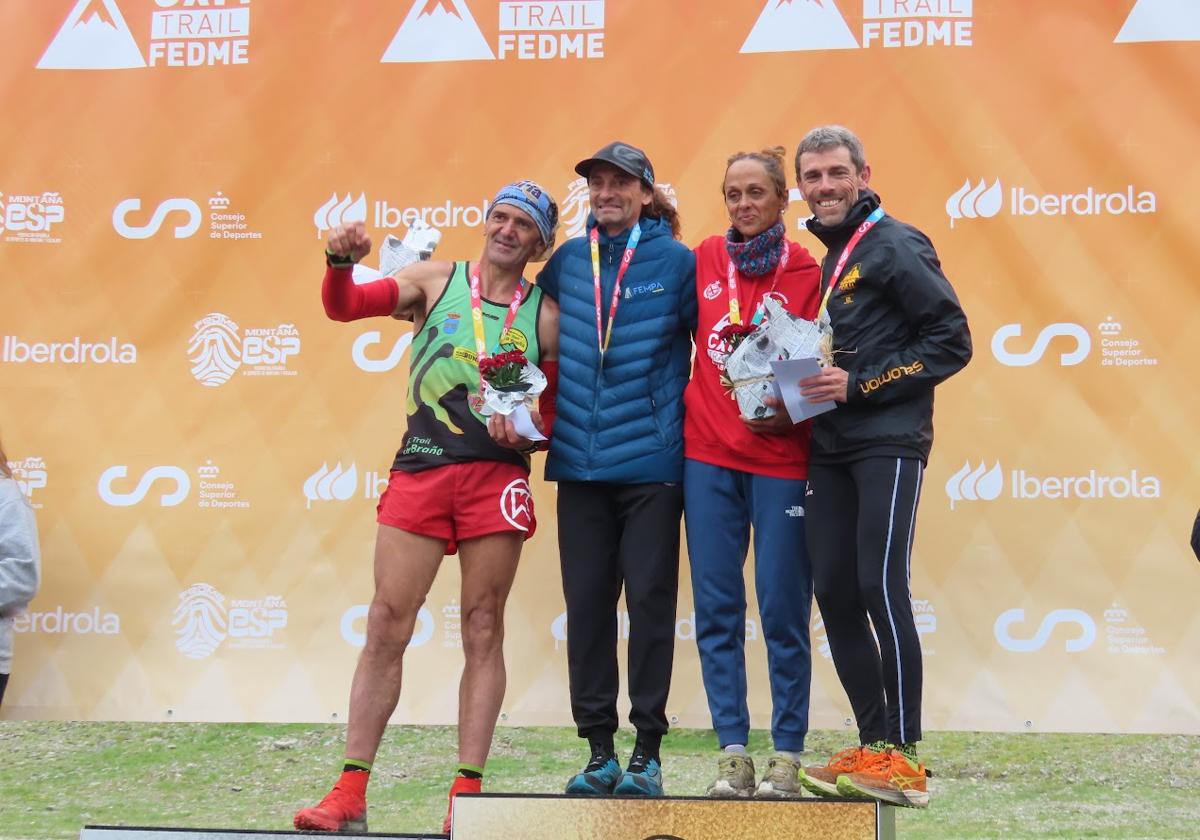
[0, 723, 1196, 838]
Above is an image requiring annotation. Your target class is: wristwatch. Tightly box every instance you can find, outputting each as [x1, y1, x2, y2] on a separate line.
[325, 249, 358, 269]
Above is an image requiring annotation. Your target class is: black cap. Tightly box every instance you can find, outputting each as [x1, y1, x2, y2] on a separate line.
[574, 141, 655, 188]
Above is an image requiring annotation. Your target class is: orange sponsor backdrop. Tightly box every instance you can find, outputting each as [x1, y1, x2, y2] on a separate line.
[2, 0, 1198, 733]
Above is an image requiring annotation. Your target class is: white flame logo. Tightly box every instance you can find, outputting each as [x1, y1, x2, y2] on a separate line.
[945, 460, 1003, 510]
[313, 192, 367, 238]
[561, 177, 591, 240]
[188, 313, 242, 387]
[303, 462, 359, 508]
[946, 179, 1003, 228]
[172, 583, 227, 660]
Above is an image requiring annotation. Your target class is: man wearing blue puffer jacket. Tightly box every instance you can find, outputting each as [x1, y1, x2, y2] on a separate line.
[536, 141, 696, 797]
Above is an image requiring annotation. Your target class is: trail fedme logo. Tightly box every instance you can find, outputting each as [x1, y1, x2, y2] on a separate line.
[382, 0, 606, 63]
[38, 0, 253, 71]
[994, 608, 1096, 653]
[741, 1, 973, 54]
[1115, 0, 1200, 43]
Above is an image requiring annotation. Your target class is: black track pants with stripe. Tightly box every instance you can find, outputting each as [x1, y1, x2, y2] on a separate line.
[806, 457, 925, 746]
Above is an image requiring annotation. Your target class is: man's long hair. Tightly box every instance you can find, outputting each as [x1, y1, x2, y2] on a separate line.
[643, 187, 682, 240]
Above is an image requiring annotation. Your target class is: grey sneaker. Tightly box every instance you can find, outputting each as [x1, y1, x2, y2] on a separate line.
[705, 753, 756, 798]
[754, 753, 802, 799]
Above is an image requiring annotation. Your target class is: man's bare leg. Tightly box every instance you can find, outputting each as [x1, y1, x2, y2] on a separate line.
[345, 524, 447, 763]
[295, 524, 447, 832]
[455, 530, 524, 766]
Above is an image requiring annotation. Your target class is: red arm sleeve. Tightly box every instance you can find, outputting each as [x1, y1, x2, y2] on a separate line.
[537, 359, 558, 449]
[321, 265, 400, 322]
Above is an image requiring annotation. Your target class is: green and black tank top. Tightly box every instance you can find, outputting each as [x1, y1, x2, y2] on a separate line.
[392, 261, 543, 473]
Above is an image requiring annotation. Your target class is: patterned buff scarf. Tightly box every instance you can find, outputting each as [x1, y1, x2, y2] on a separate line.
[725, 220, 786, 277]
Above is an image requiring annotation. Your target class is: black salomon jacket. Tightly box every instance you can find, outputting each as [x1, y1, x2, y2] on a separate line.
[805, 190, 971, 463]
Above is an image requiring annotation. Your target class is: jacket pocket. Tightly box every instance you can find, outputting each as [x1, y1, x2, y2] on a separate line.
[648, 395, 668, 445]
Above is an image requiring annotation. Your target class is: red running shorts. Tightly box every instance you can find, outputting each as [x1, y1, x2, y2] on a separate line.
[376, 460, 537, 555]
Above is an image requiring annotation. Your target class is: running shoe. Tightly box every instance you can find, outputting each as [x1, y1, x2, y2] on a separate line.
[836, 748, 929, 808]
[293, 779, 368, 832]
[613, 744, 664, 797]
[798, 741, 890, 798]
[754, 753, 802, 799]
[705, 753, 756, 798]
[442, 775, 482, 834]
[564, 745, 622, 796]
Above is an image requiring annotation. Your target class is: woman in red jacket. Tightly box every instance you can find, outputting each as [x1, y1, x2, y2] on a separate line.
[685, 147, 821, 799]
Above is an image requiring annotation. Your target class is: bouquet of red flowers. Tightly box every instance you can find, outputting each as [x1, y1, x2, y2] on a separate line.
[478, 349, 530, 391]
[717, 322, 756, 355]
[475, 348, 548, 426]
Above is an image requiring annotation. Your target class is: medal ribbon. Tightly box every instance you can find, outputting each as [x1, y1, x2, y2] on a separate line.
[726, 240, 790, 327]
[817, 207, 885, 321]
[590, 223, 643, 357]
[469, 261, 526, 390]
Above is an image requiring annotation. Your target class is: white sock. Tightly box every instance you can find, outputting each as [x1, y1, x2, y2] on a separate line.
[778, 750, 802, 763]
[723, 744, 747, 755]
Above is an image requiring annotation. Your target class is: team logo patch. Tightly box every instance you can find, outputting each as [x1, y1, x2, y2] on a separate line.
[500, 478, 533, 532]
[498, 327, 528, 353]
[838, 264, 861, 292]
[703, 280, 722, 301]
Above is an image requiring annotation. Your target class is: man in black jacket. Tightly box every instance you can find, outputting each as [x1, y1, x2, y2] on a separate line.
[794, 125, 971, 809]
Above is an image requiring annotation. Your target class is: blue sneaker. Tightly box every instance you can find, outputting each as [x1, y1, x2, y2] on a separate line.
[613, 745, 664, 796]
[565, 746, 622, 795]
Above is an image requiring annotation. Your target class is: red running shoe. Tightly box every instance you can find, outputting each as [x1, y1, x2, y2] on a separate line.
[442, 775, 482, 834]
[294, 776, 368, 832]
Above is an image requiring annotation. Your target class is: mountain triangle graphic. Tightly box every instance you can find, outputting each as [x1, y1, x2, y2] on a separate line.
[741, 0, 859, 54]
[37, 0, 146, 70]
[382, 0, 494, 63]
[1115, 0, 1200, 43]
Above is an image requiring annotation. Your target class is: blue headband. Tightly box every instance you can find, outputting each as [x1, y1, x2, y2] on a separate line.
[491, 180, 559, 248]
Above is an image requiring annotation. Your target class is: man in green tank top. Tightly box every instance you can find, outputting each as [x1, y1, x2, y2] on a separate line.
[295, 181, 560, 835]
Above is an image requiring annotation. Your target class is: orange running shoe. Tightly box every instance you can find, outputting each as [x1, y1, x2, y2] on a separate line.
[293, 775, 368, 832]
[836, 748, 929, 808]
[442, 775, 482, 834]
[798, 741, 890, 798]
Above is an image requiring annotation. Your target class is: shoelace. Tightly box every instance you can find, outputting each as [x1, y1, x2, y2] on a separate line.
[719, 755, 748, 776]
[317, 784, 364, 814]
[826, 746, 869, 772]
[855, 749, 899, 775]
[584, 748, 614, 772]
[627, 749, 652, 774]
[764, 758, 793, 781]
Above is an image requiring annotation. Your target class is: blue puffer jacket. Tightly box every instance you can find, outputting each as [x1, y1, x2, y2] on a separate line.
[536, 215, 696, 483]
